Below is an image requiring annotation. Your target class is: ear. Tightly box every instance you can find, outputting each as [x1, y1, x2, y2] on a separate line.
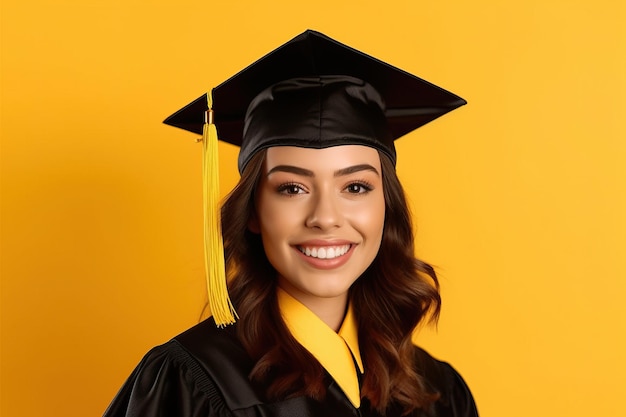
[247, 212, 260, 234]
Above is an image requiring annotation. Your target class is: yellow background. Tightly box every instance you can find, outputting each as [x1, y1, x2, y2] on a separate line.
[2, 1, 625, 416]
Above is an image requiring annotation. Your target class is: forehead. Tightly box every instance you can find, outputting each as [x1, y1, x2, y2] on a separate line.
[263, 145, 382, 172]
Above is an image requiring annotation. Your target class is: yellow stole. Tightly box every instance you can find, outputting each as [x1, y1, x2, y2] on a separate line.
[277, 287, 364, 407]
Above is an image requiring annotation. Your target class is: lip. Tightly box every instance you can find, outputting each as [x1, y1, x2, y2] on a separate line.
[293, 239, 356, 270]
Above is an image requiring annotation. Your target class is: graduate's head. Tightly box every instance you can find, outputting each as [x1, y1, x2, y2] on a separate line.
[164, 30, 465, 326]
[248, 143, 386, 310]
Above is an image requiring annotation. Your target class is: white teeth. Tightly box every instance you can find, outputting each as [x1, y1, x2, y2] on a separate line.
[298, 245, 350, 259]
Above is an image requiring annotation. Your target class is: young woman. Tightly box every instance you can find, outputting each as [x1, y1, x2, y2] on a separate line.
[104, 30, 478, 417]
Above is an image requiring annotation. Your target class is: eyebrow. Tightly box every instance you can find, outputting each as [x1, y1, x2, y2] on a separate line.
[334, 164, 380, 177]
[266, 163, 380, 177]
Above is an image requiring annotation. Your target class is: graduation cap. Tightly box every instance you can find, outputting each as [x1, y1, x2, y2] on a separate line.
[164, 30, 466, 327]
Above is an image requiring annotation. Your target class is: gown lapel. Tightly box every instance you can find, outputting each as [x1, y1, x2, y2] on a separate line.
[277, 288, 364, 408]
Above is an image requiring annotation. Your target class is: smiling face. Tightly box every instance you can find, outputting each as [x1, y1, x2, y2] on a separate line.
[250, 145, 385, 312]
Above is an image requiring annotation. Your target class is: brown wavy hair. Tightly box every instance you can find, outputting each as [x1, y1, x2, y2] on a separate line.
[221, 148, 441, 414]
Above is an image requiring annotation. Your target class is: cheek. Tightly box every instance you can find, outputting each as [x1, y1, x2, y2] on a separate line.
[348, 196, 386, 240]
[256, 198, 298, 245]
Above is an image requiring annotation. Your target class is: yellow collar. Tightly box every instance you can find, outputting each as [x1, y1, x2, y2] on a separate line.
[277, 287, 363, 408]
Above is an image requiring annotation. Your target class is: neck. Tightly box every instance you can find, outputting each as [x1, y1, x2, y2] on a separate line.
[277, 283, 348, 332]
[304, 296, 348, 332]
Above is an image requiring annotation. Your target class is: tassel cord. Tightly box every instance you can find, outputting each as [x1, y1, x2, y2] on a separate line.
[202, 93, 237, 327]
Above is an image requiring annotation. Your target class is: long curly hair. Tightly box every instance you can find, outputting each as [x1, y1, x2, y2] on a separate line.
[221, 148, 441, 414]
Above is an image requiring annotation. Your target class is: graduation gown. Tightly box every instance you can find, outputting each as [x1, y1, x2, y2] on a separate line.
[103, 317, 478, 417]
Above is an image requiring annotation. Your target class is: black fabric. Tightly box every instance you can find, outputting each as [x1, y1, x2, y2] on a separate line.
[240, 76, 395, 171]
[104, 319, 478, 417]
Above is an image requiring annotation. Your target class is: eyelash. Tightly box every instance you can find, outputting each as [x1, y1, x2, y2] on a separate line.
[344, 180, 373, 194]
[277, 182, 307, 196]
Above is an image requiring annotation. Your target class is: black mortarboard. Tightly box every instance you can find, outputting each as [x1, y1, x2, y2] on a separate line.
[164, 29, 466, 172]
[164, 30, 466, 327]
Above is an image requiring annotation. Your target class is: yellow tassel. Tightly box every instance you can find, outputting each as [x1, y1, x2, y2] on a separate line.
[202, 92, 237, 327]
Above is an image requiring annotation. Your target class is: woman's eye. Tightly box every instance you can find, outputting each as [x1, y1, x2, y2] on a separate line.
[345, 182, 373, 194]
[277, 183, 306, 195]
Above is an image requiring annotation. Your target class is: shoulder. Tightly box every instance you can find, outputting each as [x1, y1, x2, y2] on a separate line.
[173, 318, 260, 406]
[104, 335, 226, 417]
[127, 318, 247, 386]
[412, 346, 479, 417]
[104, 319, 260, 417]
[174, 317, 247, 363]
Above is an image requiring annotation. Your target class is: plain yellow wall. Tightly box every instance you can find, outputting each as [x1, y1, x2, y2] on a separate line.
[2, 1, 625, 416]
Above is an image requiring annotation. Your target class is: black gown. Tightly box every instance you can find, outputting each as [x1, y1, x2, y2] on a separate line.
[104, 319, 478, 417]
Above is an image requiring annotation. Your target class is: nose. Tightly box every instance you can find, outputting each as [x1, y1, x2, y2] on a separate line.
[305, 188, 343, 230]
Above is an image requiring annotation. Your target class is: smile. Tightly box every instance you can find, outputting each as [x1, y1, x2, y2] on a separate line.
[297, 245, 351, 259]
